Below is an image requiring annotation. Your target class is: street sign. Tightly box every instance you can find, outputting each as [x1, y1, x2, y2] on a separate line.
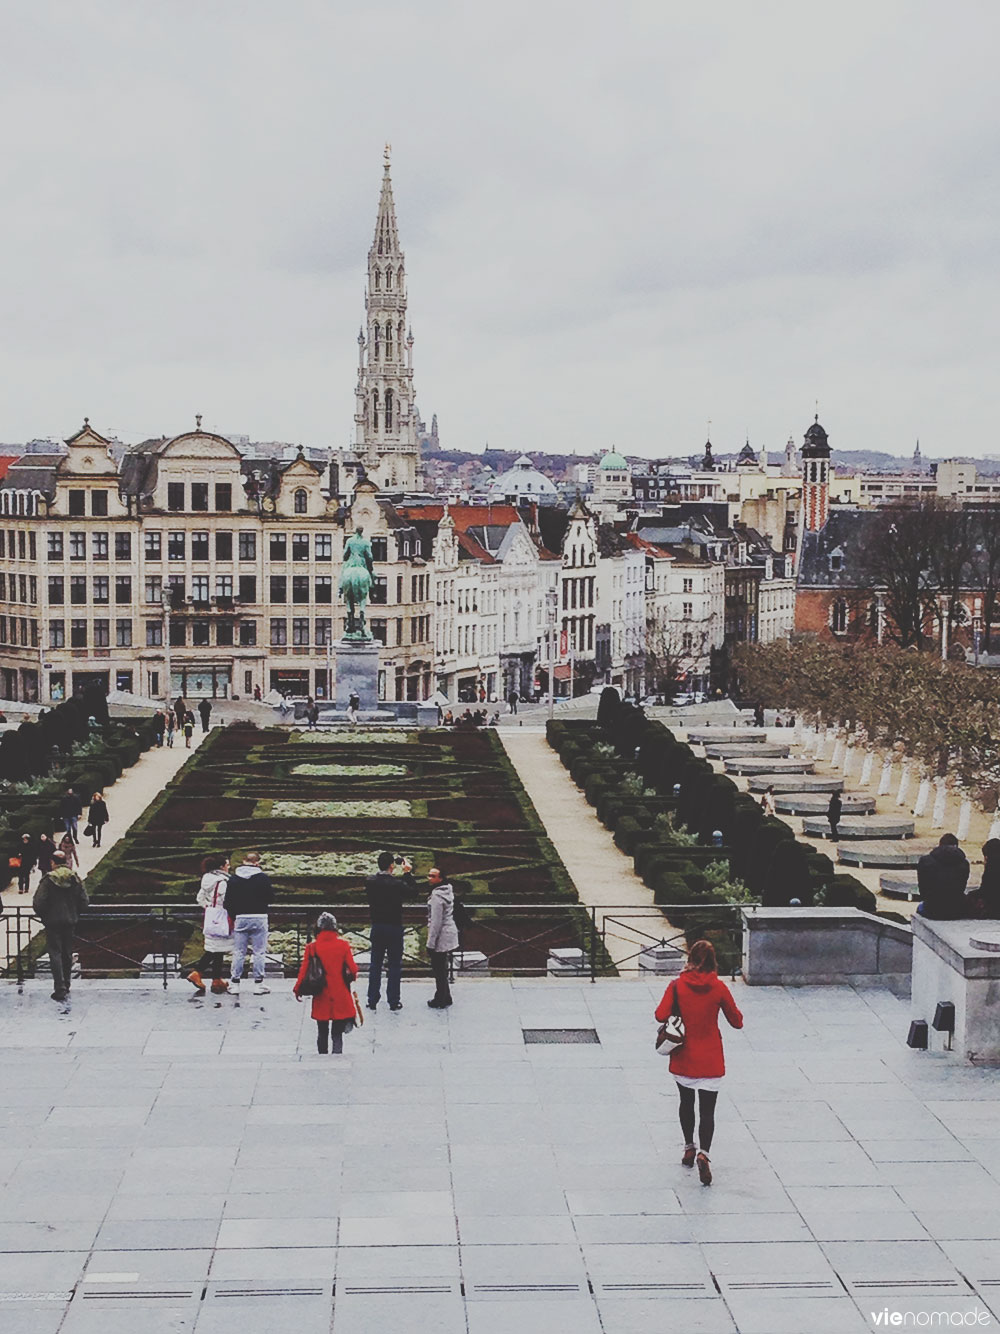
[560, 630, 568, 656]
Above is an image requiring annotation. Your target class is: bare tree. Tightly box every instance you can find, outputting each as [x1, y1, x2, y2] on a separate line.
[644, 621, 710, 700]
[972, 506, 1000, 652]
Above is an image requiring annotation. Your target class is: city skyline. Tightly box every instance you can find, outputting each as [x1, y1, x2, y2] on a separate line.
[1, 2, 998, 457]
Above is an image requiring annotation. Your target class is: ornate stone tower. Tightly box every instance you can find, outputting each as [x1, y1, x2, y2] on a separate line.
[801, 415, 831, 531]
[354, 145, 419, 491]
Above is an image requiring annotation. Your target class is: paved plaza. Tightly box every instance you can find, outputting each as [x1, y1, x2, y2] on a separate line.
[2, 977, 999, 1333]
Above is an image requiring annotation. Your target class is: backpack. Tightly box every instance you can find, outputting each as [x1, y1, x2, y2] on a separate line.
[452, 894, 473, 933]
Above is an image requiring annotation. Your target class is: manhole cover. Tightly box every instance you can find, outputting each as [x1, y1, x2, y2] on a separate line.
[522, 1028, 600, 1044]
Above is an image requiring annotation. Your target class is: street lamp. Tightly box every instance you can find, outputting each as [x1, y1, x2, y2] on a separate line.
[546, 587, 558, 720]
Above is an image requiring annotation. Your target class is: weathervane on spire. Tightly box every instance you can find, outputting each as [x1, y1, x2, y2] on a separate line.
[384, 141, 392, 169]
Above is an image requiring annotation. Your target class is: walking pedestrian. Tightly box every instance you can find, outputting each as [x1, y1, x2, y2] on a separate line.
[760, 785, 776, 818]
[916, 833, 971, 919]
[36, 832, 56, 875]
[253, 684, 261, 702]
[152, 709, 166, 747]
[174, 696, 187, 731]
[655, 939, 744, 1187]
[278, 694, 291, 720]
[365, 852, 415, 1011]
[508, 690, 518, 716]
[33, 850, 88, 1002]
[972, 839, 1000, 918]
[183, 712, 195, 748]
[86, 792, 109, 848]
[753, 702, 765, 728]
[224, 851, 274, 994]
[14, 833, 36, 893]
[827, 790, 842, 840]
[306, 699, 319, 730]
[294, 912, 359, 1054]
[426, 866, 459, 1009]
[58, 787, 83, 843]
[187, 855, 232, 994]
[165, 710, 176, 747]
[347, 691, 360, 726]
[198, 698, 212, 733]
[58, 832, 80, 873]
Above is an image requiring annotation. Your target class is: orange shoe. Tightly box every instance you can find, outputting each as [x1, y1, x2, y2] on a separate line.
[696, 1152, 712, 1186]
[210, 979, 229, 994]
[186, 971, 206, 994]
[682, 1144, 697, 1168]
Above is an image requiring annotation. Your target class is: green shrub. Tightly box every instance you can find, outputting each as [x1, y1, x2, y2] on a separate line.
[613, 816, 643, 855]
[584, 773, 609, 807]
[822, 874, 877, 914]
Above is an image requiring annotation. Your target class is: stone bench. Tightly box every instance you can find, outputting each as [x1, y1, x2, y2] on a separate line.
[748, 774, 844, 794]
[802, 816, 915, 841]
[911, 916, 1000, 1061]
[741, 906, 912, 990]
[838, 840, 939, 869]
[776, 792, 876, 816]
[724, 757, 815, 776]
[704, 743, 792, 760]
[880, 874, 981, 903]
[687, 728, 765, 744]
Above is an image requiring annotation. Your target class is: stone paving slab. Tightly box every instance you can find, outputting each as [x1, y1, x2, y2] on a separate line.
[1, 977, 999, 1332]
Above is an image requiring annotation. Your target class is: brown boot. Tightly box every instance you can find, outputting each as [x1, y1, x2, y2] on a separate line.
[211, 979, 229, 994]
[186, 971, 206, 994]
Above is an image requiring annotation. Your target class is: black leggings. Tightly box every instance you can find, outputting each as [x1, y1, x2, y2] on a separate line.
[316, 1019, 351, 1054]
[677, 1085, 718, 1153]
[191, 951, 225, 981]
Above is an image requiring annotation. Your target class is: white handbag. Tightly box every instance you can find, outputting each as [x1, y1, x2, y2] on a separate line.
[203, 880, 231, 940]
[655, 987, 685, 1055]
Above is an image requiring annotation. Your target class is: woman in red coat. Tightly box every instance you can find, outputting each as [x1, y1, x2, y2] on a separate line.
[655, 939, 744, 1186]
[294, 912, 359, 1054]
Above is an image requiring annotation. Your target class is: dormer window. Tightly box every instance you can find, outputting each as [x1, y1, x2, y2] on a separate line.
[294, 488, 308, 515]
[829, 548, 844, 573]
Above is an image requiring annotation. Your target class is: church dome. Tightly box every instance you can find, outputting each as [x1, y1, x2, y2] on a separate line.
[486, 455, 559, 504]
[599, 449, 628, 471]
[802, 416, 830, 457]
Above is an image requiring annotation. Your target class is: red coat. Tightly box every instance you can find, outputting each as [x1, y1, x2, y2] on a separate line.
[655, 970, 743, 1079]
[294, 931, 358, 1021]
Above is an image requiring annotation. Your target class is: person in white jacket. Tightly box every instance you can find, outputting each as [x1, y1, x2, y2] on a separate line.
[426, 867, 459, 1009]
[186, 855, 233, 995]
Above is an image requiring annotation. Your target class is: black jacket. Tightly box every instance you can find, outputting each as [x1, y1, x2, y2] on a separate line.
[917, 844, 971, 919]
[59, 792, 83, 819]
[366, 870, 416, 928]
[224, 865, 274, 916]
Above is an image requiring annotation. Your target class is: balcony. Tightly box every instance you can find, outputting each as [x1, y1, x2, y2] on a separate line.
[169, 596, 241, 615]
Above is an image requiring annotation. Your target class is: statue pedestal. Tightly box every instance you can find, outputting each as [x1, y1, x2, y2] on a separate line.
[334, 638, 380, 710]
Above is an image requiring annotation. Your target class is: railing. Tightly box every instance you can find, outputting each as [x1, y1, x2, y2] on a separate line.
[1, 902, 746, 987]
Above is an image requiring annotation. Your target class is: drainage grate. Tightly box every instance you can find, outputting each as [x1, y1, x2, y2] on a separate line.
[597, 1281, 715, 1296]
[472, 1282, 585, 1295]
[340, 1284, 456, 1296]
[81, 1289, 196, 1302]
[720, 1279, 840, 1295]
[522, 1028, 600, 1044]
[212, 1287, 327, 1299]
[850, 1279, 966, 1293]
[0, 1293, 72, 1304]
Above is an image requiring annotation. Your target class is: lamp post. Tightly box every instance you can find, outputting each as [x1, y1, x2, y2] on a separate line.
[546, 587, 558, 720]
[163, 596, 172, 706]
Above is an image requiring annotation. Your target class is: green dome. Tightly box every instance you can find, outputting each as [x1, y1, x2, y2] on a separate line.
[599, 449, 628, 470]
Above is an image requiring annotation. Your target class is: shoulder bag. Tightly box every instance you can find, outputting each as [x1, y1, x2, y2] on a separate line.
[203, 878, 231, 939]
[298, 944, 328, 997]
[655, 984, 685, 1054]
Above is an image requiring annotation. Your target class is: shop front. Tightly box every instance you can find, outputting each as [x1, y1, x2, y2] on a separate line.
[170, 665, 232, 699]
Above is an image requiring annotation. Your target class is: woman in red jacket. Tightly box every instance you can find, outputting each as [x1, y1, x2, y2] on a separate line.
[294, 912, 359, 1054]
[655, 939, 743, 1186]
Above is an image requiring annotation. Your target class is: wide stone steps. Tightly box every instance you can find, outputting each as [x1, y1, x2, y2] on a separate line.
[747, 774, 844, 793]
[838, 840, 940, 868]
[775, 792, 876, 816]
[724, 756, 814, 776]
[802, 816, 916, 841]
[687, 728, 774, 745]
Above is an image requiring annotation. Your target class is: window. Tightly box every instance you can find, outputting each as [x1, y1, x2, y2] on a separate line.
[69, 532, 86, 560]
[18, 531, 25, 558]
[682, 602, 693, 619]
[215, 483, 232, 512]
[292, 617, 310, 646]
[70, 619, 87, 648]
[270, 533, 286, 561]
[315, 533, 332, 562]
[115, 532, 131, 560]
[18, 574, 26, 602]
[0, 572, 7, 599]
[371, 575, 387, 604]
[238, 531, 256, 560]
[238, 574, 257, 602]
[49, 619, 64, 648]
[93, 576, 109, 604]
[239, 621, 257, 646]
[167, 574, 185, 607]
[145, 531, 161, 560]
[682, 632, 693, 653]
[270, 618, 287, 646]
[115, 576, 132, 604]
[168, 532, 185, 561]
[292, 576, 309, 604]
[191, 532, 209, 561]
[70, 576, 87, 605]
[144, 575, 162, 604]
[215, 531, 233, 561]
[68, 490, 86, 516]
[215, 575, 233, 600]
[92, 532, 108, 561]
[315, 576, 332, 604]
[191, 483, 209, 512]
[93, 619, 110, 648]
[48, 532, 63, 560]
[682, 578, 693, 594]
[370, 618, 387, 645]
[831, 599, 848, 634]
[292, 533, 309, 561]
[294, 489, 308, 514]
[217, 620, 234, 646]
[191, 575, 210, 603]
[167, 482, 185, 512]
[48, 576, 64, 605]
[146, 621, 163, 647]
[116, 618, 132, 647]
[270, 575, 287, 602]
[396, 576, 403, 603]
[315, 617, 332, 646]
[91, 491, 108, 517]
[169, 620, 186, 647]
[192, 622, 210, 647]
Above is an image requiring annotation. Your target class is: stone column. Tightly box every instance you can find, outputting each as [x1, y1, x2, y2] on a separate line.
[957, 798, 972, 843]
[877, 758, 894, 796]
[895, 762, 912, 808]
[859, 751, 874, 787]
[931, 777, 948, 828]
[913, 777, 932, 818]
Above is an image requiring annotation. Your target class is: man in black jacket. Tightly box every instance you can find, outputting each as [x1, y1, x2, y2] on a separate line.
[916, 833, 971, 920]
[33, 851, 88, 1001]
[365, 851, 415, 1012]
[224, 852, 275, 994]
[58, 788, 83, 844]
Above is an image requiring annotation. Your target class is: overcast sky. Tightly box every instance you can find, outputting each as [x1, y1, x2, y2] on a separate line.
[1, 1, 998, 460]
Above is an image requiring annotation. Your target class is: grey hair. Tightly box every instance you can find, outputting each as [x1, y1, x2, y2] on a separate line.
[317, 911, 338, 932]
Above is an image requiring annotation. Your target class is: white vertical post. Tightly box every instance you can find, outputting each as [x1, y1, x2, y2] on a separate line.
[877, 759, 894, 796]
[988, 802, 1000, 841]
[895, 762, 911, 808]
[842, 742, 856, 779]
[859, 751, 874, 787]
[931, 778, 948, 828]
[831, 736, 845, 769]
[957, 798, 972, 842]
[913, 777, 932, 818]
